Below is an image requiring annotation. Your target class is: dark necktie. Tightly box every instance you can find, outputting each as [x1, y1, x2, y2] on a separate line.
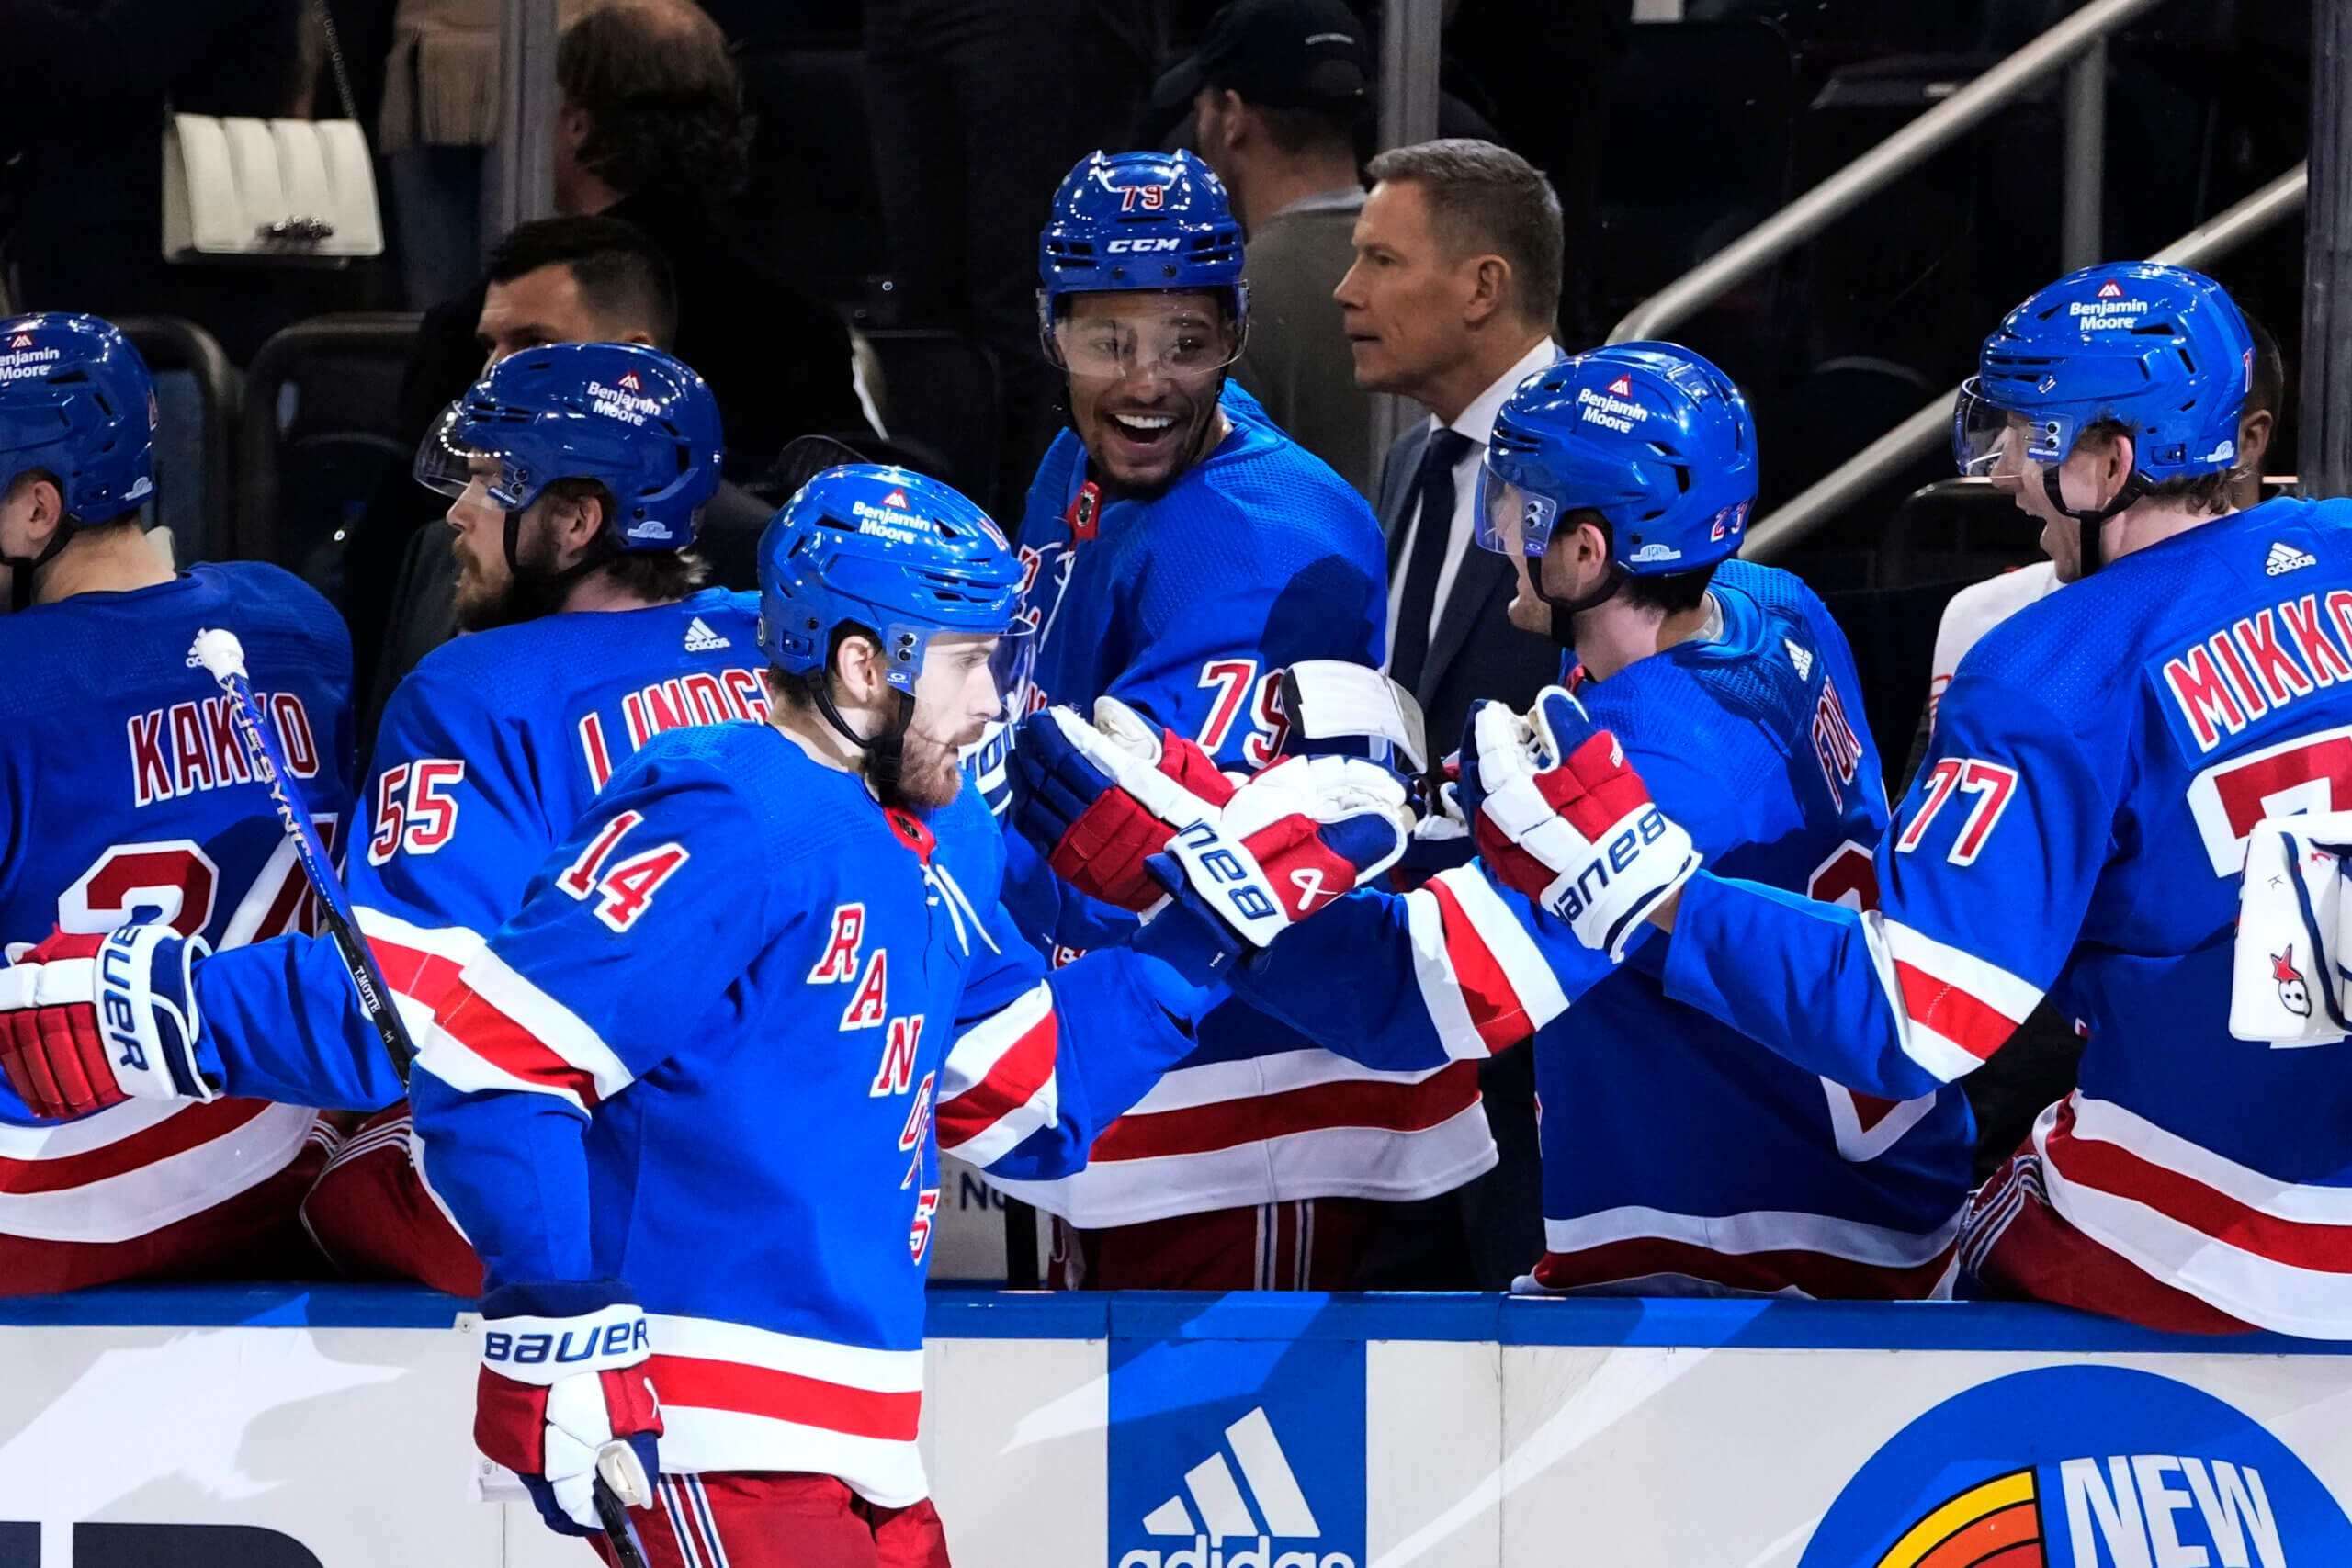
[1388, 427, 1476, 694]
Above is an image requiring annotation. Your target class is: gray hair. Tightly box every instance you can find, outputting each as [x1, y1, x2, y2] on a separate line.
[1366, 139, 1563, 326]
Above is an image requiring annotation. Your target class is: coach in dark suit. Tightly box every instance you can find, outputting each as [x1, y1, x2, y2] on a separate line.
[1333, 139, 1571, 1288]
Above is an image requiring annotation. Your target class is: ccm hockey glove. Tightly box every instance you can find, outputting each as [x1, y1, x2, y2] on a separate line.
[1458, 687, 1699, 959]
[1012, 698, 1238, 910]
[0, 923, 217, 1118]
[476, 1280, 662, 1538]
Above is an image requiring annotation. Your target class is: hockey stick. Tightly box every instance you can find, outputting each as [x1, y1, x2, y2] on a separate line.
[187, 628, 654, 1568]
[188, 628, 412, 1084]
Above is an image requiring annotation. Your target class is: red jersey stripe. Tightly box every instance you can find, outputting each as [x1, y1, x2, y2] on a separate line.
[435, 985, 602, 1107]
[1894, 959, 2016, 1060]
[1425, 875, 1535, 1055]
[648, 1354, 922, 1443]
[938, 1011, 1057, 1145]
[0, 1099, 274, 1195]
[1089, 1061, 1481, 1162]
[1529, 1231, 1957, 1301]
[2044, 1109, 2352, 1273]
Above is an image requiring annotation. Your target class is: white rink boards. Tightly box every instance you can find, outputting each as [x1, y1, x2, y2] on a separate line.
[0, 1287, 2347, 1567]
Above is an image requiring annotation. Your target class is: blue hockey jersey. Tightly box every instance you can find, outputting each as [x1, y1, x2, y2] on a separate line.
[410, 723, 1209, 1505]
[191, 590, 769, 1110]
[1662, 499, 2352, 1336]
[0, 564, 353, 1243]
[1228, 561, 1973, 1295]
[986, 382, 1489, 1225]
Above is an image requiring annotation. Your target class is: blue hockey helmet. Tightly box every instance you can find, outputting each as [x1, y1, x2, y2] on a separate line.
[413, 342, 723, 550]
[757, 465, 1028, 698]
[1956, 262, 2254, 488]
[1476, 342, 1757, 578]
[1037, 150, 1249, 375]
[0, 312, 157, 524]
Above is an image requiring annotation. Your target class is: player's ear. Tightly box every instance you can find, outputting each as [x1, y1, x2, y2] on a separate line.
[2239, 406, 2275, 473]
[3, 473, 66, 558]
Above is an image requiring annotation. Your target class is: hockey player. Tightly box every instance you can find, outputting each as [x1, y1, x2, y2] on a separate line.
[0, 312, 355, 1292]
[1469, 263, 2352, 1337]
[406, 465, 1404, 1563]
[1020, 344, 1977, 1297]
[0, 341, 752, 1295]
[991, 148, 1442, 1290]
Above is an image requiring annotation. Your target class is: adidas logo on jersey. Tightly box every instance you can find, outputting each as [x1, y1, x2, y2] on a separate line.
[1784, 637, 1815, 680]
[2265, 541, 2316, 577]
[683, 617, 731, 651]
[1605, 374, 1634, 397]
[1121, 1408, 1350, 1568]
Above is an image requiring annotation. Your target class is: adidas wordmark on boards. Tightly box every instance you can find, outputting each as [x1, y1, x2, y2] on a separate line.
[1119, 1407, 1353, 1568]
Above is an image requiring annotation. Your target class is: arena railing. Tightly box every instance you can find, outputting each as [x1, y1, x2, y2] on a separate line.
[1743, 164, 2308, 563]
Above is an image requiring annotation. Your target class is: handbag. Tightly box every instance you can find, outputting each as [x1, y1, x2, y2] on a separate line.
[161, 0, 385, 264]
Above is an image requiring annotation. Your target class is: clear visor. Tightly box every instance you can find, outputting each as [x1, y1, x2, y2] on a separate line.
[413, 403, 541, 510]
[1045, 300, 1243, 379]
[1953, 378, 2065, 480]
[1475, 462, 1560, 559]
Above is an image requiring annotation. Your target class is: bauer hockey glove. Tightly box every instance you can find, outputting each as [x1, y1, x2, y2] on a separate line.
[1012, 698, 1239, 910]
[2230, 808, 2352, 1045]
[1457, 687, 1700, 960]
[1135, 754, 1417, 982]
[476, 1280, 662, 1538]
[0, 923, 218, 1119]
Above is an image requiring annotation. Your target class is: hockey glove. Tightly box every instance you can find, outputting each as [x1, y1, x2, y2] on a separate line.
[1012, 698, 1238, 911]
[476, 1280, 662, 1538]
[1134, 754, 1416, 982]
[0, 924, 217, 1119]
[1457, 687, 1700, 960]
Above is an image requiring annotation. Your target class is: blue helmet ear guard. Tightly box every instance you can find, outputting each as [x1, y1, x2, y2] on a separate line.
[414, 342, 724, 552]
[0, 312, 158, 608]
[1477, 342, 1758, 595]
[755, 464, 1027, 698]
[1955, 262, 2253, 570]
[1036, 149, 1249, 355]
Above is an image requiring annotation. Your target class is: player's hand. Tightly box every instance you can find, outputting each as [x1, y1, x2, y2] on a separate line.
[1457, 687, 1699, 959]
[1012, 698, 1238, 910]
[475, 1280, 662, 1538]
[0, 924, 217, 1119]
[1134, 754, 1414, 980]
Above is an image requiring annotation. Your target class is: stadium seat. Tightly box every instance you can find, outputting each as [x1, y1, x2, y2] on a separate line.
[115, 315, 241, 566]
[237, 315, 424, 604]
[859, 330, 1003, 506]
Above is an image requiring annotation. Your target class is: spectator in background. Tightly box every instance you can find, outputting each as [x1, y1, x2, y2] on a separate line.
[362, 216, 775, 737]
[1171, 0, 1376, 497]
[863, 0, 1159, 519]
[1333, 139, 1570, 1288]
[378, 0, 500, 311]
[347, 0, 867, 707]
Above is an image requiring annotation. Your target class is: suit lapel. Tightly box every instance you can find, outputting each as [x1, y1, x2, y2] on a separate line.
[1417, 546, 1515, 705]
[1379, 423, 1432, 571]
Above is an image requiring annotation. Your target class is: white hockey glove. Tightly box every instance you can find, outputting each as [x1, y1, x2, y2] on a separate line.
[2232, 810, 2352, 1045]
[1457, 687, 1699, 959]
[0, 923, 217, 1119]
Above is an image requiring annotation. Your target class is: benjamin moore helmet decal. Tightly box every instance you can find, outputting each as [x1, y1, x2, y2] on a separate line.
[1799, 1366, 2352, 1568]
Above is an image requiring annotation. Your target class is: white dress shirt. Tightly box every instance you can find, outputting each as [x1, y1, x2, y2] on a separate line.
[1383, 337, 1563, 670]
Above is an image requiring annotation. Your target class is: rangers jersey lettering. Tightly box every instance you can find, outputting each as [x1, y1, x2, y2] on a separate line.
[0, 563, 354, 1244]
[412, 725, 1210, 1504]
[1662, 499, 2352, 1337]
